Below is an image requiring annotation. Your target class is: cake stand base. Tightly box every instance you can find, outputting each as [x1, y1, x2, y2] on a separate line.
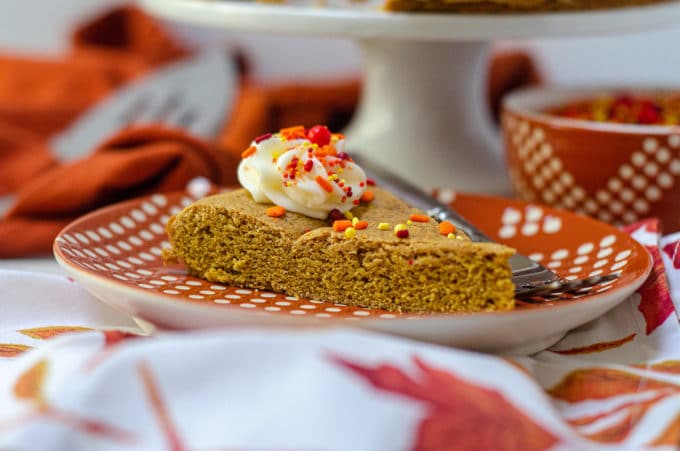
[345, 40, 510, 194]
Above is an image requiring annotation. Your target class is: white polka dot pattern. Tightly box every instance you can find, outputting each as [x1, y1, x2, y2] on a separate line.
[55, 190, 648, 316]
[504, 115, 680, 226]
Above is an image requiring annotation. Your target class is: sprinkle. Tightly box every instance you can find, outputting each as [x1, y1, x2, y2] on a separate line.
[409, 214, 430, 223]
[241, 146, 256, 158]
[439, 221, 456, 236]
[366, 178, 376, 186]
[447, 233, 456, 239]
[360, 191, 374, 203]
[316, 176, 334, 193]
[336, 151, 350, 160]
[280, 125, 306, 139]
[395, 229, 409, 239]
[333, 220, 353, 232]
[303, 160, 314, 172]
[328, 209, 344, 222]
[407, 220, 413, 226]
[408, 259, 414, 265]
[344, 211, 354, 220]
[254, 133, 272, 143]
[307, 125, 332, 146]
[266, 206, 286, 218]
[352, 217, 359, 226]
[394, 223, 407, 232]
[353, 199, 360, 205]
[344, 227, 357, 238]
[354, 220, 368, 230]
[378, 222, 390, 231]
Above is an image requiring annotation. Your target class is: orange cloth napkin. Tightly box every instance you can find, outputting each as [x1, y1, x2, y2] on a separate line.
[0, 6, 541, 258]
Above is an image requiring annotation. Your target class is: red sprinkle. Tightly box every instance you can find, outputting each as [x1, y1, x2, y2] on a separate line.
[408, 259, 414, 265]
[366, 178, 376, 186]
[303, 160, 314, 172]
[353, 199, 360, 205]
[336, 151, 350, 160]
[307, 125, 332, 146]
[396, 229, 409, 239]
[328, 209, 344, 223]
[254, 133, 272, 143]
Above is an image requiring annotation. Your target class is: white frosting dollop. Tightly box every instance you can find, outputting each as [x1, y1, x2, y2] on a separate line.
[237, 131, 367, 219]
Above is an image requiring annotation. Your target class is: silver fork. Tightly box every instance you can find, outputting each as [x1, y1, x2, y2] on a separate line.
[51, 51, 237, 163]
[351, 154, 619, 300]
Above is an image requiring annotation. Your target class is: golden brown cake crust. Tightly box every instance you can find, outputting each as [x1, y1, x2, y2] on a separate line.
[383, 0, 671, 12]
[165, 188, 516, 313]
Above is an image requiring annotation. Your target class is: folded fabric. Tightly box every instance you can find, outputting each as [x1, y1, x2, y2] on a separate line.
[0, 5, 542, 258]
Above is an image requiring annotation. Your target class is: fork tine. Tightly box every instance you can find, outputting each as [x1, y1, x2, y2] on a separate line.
[118, 93, 152, 126]
[515, 273, 619, 299]
[149, 90, 183, 123]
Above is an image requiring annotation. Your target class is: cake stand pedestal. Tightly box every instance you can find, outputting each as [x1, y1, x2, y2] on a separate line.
[138, 0, 680, 194]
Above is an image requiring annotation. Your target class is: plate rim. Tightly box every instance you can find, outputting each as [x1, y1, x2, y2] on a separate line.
[52, 189, 653, 321]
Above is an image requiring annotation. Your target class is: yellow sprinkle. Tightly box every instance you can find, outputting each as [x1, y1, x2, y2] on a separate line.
[378, 223, 390, 231]
[272, 152, 279, 159]
[407, 220, 413, 226]
[352, 217, 359, 226]
[295, 171, 301, 177]
[338, 168, 344, 174]
[343, 211, 354, 220]
[394, 223, 408, 233]
[344, 227, 357, 238]
[456, 235, 464, 240]
[286, 182, 292, 187]
[447, 233, 456, 239]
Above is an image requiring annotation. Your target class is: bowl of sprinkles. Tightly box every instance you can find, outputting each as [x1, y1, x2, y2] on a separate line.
[501, 86, 680, 232]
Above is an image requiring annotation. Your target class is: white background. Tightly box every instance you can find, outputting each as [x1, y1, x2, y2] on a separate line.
[1, 0, 680, 85]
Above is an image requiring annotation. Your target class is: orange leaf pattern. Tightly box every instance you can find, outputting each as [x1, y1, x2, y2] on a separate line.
[649, 413, 680, 446]
[18, 326, 92, 340]
[549, 367, 678, 402]
[632, 360, 680, 375]
[13, 359, 48, 405]
[550, 333, 636, 355]
[0, 344, 32, 358]
[333, 354, 560, 451]
[548, 366, 680, 444]
[623, 220, 674, 335]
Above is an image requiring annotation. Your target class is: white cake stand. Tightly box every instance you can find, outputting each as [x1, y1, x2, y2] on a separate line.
[139, 0, 680, 194]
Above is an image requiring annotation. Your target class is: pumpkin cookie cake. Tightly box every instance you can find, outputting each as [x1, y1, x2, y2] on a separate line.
[164, 126, 515, 313]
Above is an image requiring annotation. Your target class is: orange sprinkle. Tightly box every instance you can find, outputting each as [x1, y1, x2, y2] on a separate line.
[409, 214, 430, 223]
[315, 175, 334, 193]
[360, 191, 374, 203]
[280, 125, 306, 140]
[354, 220, 368, 230]
[439, 221, 456, 236]
[266, 206, 286, 218]
[314, 145, 337, 158]
[333, 220, 353, 232]
[241, 146, 256, 159]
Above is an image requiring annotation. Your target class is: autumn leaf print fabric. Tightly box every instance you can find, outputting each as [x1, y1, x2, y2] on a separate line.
[0, 221, 678, 451]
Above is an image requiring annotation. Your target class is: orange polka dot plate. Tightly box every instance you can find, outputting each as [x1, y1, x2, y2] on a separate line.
[53, 189, 651, 355]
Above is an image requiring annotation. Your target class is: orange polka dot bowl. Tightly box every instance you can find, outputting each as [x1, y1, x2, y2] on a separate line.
[502, 86, 680, 233]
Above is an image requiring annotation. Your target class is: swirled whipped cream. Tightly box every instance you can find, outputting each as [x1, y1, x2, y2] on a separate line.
[237, 126, 367, 219]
